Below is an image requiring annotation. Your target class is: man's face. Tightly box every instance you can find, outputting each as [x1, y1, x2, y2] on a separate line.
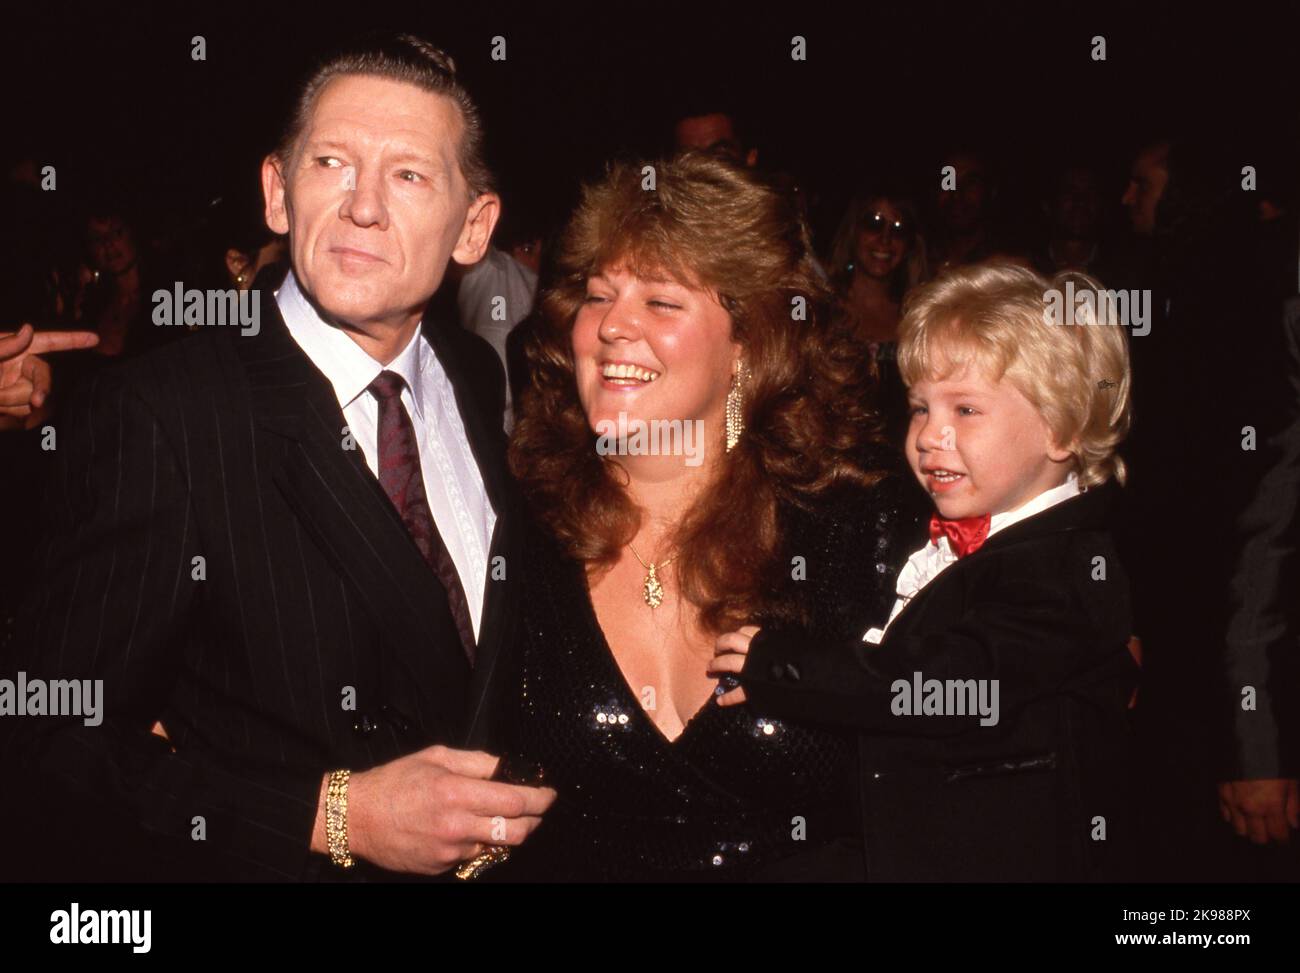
[905, 359, 1072, 520]
[86, 217, 137, 276]
[1121, 144, 1169, 236]
[673, 113, 756, 167]
[1053, 168, 1101, 240]
[935, 154, 989, 235]
[262, 75, 497, 334]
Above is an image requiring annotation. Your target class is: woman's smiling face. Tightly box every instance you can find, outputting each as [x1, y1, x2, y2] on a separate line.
[572, 264, 741, 451]
[854, 198, 910, 278]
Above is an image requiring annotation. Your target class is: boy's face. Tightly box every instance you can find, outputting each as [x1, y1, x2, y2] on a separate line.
[905, 361, 1074, 520]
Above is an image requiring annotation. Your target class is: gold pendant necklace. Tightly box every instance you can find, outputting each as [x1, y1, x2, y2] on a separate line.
[628, 542, 676, 609]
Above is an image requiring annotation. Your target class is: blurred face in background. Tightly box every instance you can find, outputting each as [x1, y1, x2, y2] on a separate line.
[572, 263, 740, 459]
[226, 237, 288, 291]
[86, 216, 138, 277]
[1052, 168, 1101, 241]
[1121, 142, 1170, 237]
[673, 113, 757, 168]
[936, 153, 991, 236]
[854, 198, 911, 279]
[510, 238, 543, 274]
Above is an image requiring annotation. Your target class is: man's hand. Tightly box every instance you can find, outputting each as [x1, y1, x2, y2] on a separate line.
[709, 625, 761, 707]
[0, 324, 100, 430]
[1218, 778, 1300, 844]
[311, 744, 557, 875]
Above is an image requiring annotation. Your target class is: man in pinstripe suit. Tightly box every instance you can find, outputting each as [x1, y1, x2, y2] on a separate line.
[2, 33, 555, 880]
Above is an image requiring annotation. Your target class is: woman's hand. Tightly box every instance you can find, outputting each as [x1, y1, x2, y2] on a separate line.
[709, 624, 760, 706]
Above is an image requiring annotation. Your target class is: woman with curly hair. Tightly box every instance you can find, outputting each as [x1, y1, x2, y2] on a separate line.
[489, 151, 926, 881]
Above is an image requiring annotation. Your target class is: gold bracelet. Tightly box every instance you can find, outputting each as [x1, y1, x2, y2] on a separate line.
[325, 769, 355, 869]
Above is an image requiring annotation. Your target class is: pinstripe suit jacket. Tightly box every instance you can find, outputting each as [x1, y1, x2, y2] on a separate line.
[2, 282, 519, 880]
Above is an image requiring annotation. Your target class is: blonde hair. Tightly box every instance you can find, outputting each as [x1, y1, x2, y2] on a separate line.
[896, 259, 1131, 488]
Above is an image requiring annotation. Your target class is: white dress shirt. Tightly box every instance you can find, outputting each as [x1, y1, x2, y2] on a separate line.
[277, 271, 497, 639]
[863, 474, 1081, 644]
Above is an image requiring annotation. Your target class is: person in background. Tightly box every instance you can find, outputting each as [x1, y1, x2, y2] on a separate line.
[506, 235, 543, 276]
[1113, 133, 1292, 878]
[213, 210, 288, 292]
[1038, 163, 1109, 279]
[72, 206, 168, 359]
[826, 189, 928, 449]
[455, 240, 538, 431]
[672, 105, 758, 168]
[930, 149, 999, 273]
[1220, 290, 1300, 854]
[1120, 140, 1170, 240]
[183, 195, 290, 300]
[1217, 154, 1300, 859]
[670, 102, 828, 286]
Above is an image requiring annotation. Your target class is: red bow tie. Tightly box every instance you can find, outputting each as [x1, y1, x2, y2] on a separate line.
[929, 513, 991, 558]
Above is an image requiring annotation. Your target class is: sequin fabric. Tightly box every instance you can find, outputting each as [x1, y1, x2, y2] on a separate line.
[497, 455, 929, 881]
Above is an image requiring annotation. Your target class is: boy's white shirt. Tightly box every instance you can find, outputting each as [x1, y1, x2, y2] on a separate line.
[862, 473, 1081, 645]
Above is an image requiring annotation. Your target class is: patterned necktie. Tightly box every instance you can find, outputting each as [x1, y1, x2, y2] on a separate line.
[928, 512, 991, 558]
[369, 370, 476, 665]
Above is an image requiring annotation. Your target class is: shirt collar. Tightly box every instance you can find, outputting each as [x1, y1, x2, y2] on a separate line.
[388, 325, 426, 421]
[916, 472, 1082, 564]
[988, 472, 1081, 538]
[276, 269, 425, 416]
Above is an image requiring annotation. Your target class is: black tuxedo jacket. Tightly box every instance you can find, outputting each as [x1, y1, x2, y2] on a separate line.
[742, 483, 1138, 881]
[1, 280, 520, 880]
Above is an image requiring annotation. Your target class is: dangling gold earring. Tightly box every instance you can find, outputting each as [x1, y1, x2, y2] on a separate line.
[725, 361, 749, 452]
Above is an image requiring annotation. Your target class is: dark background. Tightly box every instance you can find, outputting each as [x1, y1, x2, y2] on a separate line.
[7, 1, 1298, 252]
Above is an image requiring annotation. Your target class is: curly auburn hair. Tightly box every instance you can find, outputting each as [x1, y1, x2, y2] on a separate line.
[508, 151, 888, 633]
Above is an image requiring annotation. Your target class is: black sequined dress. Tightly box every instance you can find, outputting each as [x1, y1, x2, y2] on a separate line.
[490, 459, 927, 882]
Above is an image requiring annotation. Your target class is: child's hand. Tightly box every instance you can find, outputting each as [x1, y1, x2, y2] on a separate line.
[709, 625, 760, 706]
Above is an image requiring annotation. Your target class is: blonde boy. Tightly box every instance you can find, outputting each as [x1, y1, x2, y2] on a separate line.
[716, 260, 1140, 880]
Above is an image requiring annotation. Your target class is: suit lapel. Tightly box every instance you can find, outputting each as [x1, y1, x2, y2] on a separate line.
[235, 289, 471, 740]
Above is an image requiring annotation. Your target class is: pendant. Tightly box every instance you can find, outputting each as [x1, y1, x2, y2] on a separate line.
[642, 563, 664, 608]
